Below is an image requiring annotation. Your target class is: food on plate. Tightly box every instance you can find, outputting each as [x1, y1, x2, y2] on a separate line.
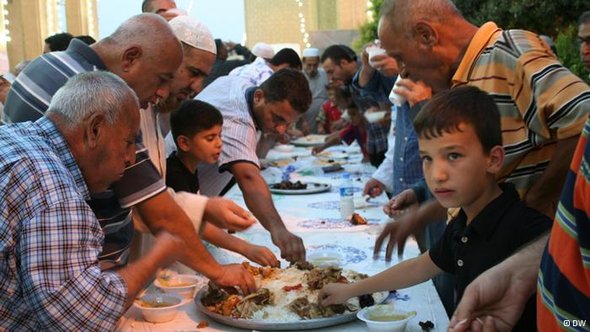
[197, 320, 209, 328]
[200, 262, 387, 322]
[271, 180, 308, 190]
[157, 275, 198, 288]
[350, 213, 368, 225]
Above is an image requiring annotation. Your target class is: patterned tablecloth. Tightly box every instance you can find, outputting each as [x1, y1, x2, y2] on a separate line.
[117, 144, 449, 332]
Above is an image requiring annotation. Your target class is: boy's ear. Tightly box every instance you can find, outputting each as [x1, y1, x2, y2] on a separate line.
[487, 145, 505, 173]
[176, 135, 191, 152]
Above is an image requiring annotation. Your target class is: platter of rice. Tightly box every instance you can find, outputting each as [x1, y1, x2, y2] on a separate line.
[195, 262, 388, 330]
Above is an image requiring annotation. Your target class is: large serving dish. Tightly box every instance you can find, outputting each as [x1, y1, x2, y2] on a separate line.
[291, 134, 328, 147]
[195, 288, 358, 330]
[269, 182, 331, 195]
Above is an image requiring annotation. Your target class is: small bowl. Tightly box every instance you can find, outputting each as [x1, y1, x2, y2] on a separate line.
[275, 144, 295, 152]
[357, 305, 416, 332]
[154, 274, 203, 299]
[308, 251, 344, 267]
[134, 294, 183, 323]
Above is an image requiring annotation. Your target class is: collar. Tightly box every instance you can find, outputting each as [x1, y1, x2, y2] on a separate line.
[451, 22, 501, 87]
[35, 117, 91, 200]
[245, 86, 261, 130]
[66, 39, 107, 71]
[455, 182, 519, 238]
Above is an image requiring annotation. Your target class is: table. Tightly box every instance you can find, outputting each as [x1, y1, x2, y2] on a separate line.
[118, 144, 449, 332]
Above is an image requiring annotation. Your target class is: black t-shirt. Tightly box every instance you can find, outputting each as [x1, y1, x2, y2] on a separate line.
[429, 183, 551, 330]
[165, 152, 199, 194]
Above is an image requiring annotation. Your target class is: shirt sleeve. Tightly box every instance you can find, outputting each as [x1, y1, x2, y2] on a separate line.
[21, 198, 127, 330]
[218, 117, 260, 169]
[512, 34, 590, 141]
[371, 107, 396, 192]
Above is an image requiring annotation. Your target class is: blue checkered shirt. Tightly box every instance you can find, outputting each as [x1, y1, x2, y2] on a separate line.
[0, 117, 127, 330]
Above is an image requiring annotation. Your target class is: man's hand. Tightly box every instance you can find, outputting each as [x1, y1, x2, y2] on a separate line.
[203, 197, 255, 231]
[271, 228, 305, 263]
[382, 189, 418, 217]
[363, 178, 386, 198]
[243, 244, 280, 267]
[394, 79, 432, 107]
[210, 264, 258, 295]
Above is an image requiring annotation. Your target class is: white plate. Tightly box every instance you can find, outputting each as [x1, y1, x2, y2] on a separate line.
[291, 134, 328, 147]
[274, 144, 295, 152]
[365, 111, 387, 123]
[307, 250, 344, 267]
[269, 182, 331, 195]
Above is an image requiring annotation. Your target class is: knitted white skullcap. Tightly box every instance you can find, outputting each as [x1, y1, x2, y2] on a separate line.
[302, 48, 320, 57]
[169, 15, 216, 55]
[251, 42, 275, 59]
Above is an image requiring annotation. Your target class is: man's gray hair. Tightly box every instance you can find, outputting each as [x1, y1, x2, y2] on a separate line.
[47, 71, 138, 127]
[380, 0, 462, 37]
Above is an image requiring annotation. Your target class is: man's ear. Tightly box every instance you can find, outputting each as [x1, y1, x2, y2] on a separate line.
[488, 145, 505, 173]
[413, 21, 438, 48]
[85, 113, 107, 150]
[253, 89, 265, 105]
[177, 135, 191, 152]
[121, 45, 142, 72]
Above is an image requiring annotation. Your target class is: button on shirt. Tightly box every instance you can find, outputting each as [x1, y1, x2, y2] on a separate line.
[0, 118, 126, 330]
[429, 183, 551, 326]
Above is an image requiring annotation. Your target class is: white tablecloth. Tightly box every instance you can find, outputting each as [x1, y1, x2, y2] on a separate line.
[118, 144, 449, 332]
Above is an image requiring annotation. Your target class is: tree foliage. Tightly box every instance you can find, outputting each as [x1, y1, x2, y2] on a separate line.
[355, 0, 590, 82]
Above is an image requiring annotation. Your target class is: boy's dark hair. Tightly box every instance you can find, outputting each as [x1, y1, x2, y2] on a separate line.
[44, 32, 74, 52]
[258, 68, 312, 114]
[413, 86, 502, 152]
[269, 48, 302, 70]
[170, 100, 223, 147]
[320, 44, 357, 64]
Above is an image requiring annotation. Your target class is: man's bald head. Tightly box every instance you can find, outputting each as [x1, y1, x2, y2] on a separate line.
[380, 0, 462, 37]
[96, 13, 183, 107]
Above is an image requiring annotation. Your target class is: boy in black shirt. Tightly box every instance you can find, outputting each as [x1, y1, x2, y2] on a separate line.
[167, 100, 278, 267]
[319, 86, 550, 330]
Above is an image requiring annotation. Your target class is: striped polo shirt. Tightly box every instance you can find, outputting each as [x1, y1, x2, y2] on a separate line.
[452, 22, 590, 197]
[4, 39, 166, 268]
[537, 117, 590, 330]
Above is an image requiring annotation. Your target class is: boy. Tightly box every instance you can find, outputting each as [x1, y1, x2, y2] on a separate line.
[316, 86, 343, 134]
[167, 100, 279, 267]
[318, 86, 551, 329]
[312, 88, 369, 160]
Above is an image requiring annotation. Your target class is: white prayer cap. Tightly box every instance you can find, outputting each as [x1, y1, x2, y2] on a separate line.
[251, 42, 275, 59]
[169, 15, 216, 55]
[302, 48, 320, 58]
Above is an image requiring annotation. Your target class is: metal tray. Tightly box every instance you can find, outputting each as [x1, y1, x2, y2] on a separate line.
[194, 288, 358, 330]
[269, 182, 331, 195]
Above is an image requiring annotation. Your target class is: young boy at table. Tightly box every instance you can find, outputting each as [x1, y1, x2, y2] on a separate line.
[166, 100, 279, 267]
[318, 86, 551, 329]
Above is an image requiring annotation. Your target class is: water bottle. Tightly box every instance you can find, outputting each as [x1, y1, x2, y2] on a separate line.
[340, 172, 354, 219]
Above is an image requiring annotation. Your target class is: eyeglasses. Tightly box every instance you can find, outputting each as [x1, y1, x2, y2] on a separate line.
[578, 36, 590, 45]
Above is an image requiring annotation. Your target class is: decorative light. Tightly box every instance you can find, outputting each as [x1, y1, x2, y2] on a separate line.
[0, 0, 9, 42]
[296, 0, 308, 50]
[87, 0, 95, 36]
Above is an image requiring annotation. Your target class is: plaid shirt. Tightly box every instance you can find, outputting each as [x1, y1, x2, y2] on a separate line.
[0, 118, 127, 331]
[366, 121, 390, 155]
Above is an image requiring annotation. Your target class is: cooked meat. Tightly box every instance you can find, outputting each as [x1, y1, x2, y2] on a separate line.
[272, 180, 308, 190]
[350, 213, 368, 225]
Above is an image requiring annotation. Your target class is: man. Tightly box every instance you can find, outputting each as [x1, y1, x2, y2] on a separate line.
[141, 0, 180, 20]
[229, 48, 302, 86]
[374, 0, 590, 258]
[137, 16, 264, 279]
[579, 11, 590, 73]
[301, 47, 328, 133]
[321, 44, 393, 165]
[5, 14, 256, 294]
[194, 69, 312, 263]
[0, 71, 183, 330]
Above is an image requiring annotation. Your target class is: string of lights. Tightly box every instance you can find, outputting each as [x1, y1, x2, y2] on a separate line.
[295, 0, 310, 49]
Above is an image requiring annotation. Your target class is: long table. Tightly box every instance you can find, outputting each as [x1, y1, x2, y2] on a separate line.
[117, 144, 449, 331]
